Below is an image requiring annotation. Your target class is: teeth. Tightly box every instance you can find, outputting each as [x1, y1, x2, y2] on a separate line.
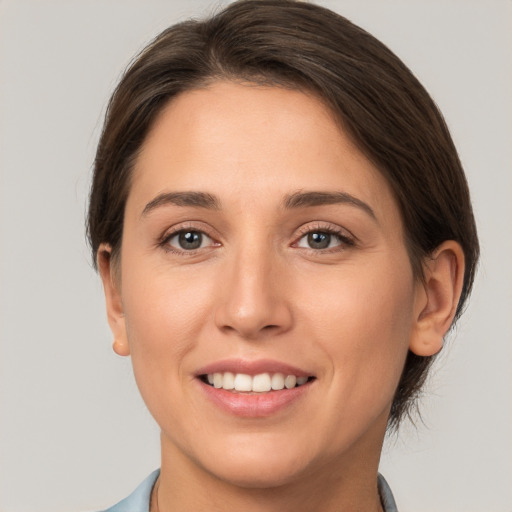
[252, 373, 272, 392]
[296, 376, 308, 385]
[284, 375, 297, 389]
[204, 372, 310, 392]
[213, 372, 223, 389]
[234, 373, 252, 391]
[271, 373, 285, 390]
[222, 372, 235, 390]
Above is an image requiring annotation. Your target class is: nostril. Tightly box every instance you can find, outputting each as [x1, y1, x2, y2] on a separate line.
[213, 290, 293, 339]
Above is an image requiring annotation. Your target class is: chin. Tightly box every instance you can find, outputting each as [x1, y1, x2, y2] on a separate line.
[193, 433, 318, 489]
[207, 458, 308, 489]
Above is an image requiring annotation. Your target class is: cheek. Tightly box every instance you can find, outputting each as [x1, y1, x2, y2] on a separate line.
[299, 255, 414, 334]
[124, 277, 204, 350]
[119, 259, 216, 413]
[297, 258, 415, 406]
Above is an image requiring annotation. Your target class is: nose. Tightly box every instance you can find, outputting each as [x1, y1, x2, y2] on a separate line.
[214, 244, 293, 340]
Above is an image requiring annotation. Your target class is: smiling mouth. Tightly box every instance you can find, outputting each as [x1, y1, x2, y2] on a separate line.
[200, 372, 315, 393]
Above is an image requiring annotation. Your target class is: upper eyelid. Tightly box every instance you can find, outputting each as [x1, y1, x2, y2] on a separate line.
[166, 230, 214, 242]
[157, 220, 356, 246]
[159, 226, 219, 254]
[160, 221, 219, 243]
[294, 221, 356, 240]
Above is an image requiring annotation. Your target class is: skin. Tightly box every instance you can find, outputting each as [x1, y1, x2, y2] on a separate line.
[99, 82, 464, 512]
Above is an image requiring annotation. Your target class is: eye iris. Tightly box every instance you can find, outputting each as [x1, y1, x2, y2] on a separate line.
[308, 232, 330, 249]
[178, 231, 202, 250]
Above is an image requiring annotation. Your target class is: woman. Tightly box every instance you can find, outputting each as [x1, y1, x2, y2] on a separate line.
[88, 1, 479, 510]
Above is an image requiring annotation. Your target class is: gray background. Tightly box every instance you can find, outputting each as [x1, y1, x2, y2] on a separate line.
[0, 1, 511, 511]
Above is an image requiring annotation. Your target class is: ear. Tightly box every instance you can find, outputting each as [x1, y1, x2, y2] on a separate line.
[409, 241, 465, 357]
[97, 244, 130, 356]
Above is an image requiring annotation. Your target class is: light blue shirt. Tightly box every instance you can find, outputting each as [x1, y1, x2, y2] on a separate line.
[101, 469, 398, 512]
[101, 470, 159, 512]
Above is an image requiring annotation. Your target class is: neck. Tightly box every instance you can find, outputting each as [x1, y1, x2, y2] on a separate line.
[154, 427, 387, 512]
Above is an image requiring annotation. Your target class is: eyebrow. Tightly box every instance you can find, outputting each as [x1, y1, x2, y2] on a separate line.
[141, 191, 220, 216]
[283, 191, 376, 220]
[141, 189, 376, 220]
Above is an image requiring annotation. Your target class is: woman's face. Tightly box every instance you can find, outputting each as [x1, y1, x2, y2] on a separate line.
[106, 81, 425, 486]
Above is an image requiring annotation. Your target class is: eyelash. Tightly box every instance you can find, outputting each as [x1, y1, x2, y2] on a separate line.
[293, 223, 356, 253]
[158, 222, 356, 255]
[158, 223, 219, 255]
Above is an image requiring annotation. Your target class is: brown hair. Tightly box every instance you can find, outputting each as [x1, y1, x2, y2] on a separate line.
[87, 0, 479, 428]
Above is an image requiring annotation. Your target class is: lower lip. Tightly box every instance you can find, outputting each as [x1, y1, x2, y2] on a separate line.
[198, 379, 313, 418]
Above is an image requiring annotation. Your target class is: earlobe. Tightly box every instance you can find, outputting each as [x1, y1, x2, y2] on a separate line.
[97, 244, 130, 357]
[409, 241, 465, 357]
[112, 338, 130, 357]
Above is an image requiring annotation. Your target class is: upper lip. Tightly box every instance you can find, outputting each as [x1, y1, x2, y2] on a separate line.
[195, 358, 314, 378]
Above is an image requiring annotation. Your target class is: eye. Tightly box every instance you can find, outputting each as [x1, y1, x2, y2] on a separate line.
[166, 230, 213, 251]
[294, 227, 354, 251]
[296, 231, 340, 250]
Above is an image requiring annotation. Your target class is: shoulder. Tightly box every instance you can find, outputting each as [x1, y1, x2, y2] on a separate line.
[378, 473, 399, 512]
[98, 469, 160, 512]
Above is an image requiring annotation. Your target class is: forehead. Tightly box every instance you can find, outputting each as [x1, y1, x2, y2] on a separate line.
[129, 81, 399, 223]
